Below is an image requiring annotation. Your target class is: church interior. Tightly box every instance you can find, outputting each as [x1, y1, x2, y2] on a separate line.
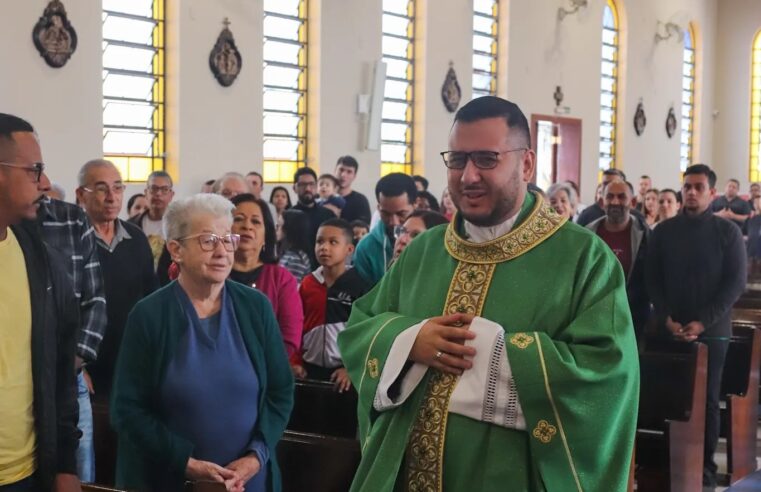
[2, 0, 761, 491]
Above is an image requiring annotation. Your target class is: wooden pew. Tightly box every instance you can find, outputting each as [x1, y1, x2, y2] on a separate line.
[635, 341, 707, 492]
[720, 324, 761, 484]
[277, 430, 361, 492]
[288, 379, 358, 438]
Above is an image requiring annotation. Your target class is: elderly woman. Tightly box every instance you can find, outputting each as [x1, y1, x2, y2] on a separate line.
[229, 194, 303, 358]
[110, 194, 294, 492]
[547, 182, 578, 221]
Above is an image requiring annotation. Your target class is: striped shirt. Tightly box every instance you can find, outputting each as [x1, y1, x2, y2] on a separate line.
[38, 198, 107, 362]
[279, 249, 312, 284]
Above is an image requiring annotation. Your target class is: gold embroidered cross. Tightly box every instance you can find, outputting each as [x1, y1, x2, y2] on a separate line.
[532, 420, 557, 444]
[509, 333, 535, 349]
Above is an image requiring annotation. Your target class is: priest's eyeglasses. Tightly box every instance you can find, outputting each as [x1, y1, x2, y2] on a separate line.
[178, 233, 240, 252]
[440, 149, 528, 170]
[0, 161, 45, 182]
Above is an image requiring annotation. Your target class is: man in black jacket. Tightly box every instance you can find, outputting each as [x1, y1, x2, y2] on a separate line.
[0, 113, 81, 491]
[646, 164, 747, 487]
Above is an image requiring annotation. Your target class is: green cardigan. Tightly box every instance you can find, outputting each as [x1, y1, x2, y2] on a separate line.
[110, 280, 294, 491]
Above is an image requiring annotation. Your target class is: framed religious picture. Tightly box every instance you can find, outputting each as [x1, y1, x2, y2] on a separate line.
[665, 107, 677, 138]
[209, 18, 242, 87]
[441, 62, 461, 113]
[32, 0, 77, 68]
[634, 101, 647, 136]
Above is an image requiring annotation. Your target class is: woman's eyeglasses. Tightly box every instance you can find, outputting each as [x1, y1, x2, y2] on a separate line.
[177, 233, 240, 252]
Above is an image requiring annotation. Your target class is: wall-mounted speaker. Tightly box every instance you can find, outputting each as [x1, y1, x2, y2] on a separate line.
[366, 60, 387, 151]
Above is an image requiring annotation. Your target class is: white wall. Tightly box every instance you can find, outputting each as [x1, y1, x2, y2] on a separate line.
[713, 0, 761, 190]
[0, 0, 102, 197]
[507, 0, 718, 202]
[3, 0, 753, 210]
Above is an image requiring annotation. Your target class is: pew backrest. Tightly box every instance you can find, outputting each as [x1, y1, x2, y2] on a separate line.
[289, 379, 358, 438]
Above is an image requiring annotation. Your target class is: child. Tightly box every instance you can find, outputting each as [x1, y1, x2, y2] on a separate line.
[293, 218, 370, 392]
[278, 209, 313, 283]
[350, 220, 370, 246]
[317, 174, 345, 217]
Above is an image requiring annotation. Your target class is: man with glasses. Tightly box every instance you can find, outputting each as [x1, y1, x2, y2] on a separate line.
[647, 164, 747, 488]
[293, 167, 336, 268]
[339, 97, 638, 491]
[38, 180, 107, 484]
[352, 172, 417, 287]
[77, 160, 158, 399]
[129, 170, 175, 269]
[0, 113, 81, 491]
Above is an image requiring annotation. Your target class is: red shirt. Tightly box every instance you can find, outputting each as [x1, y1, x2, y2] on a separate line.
[596, 222, 632, 278]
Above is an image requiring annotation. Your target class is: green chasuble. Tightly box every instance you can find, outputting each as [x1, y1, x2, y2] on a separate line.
[337, 192, 639, 492]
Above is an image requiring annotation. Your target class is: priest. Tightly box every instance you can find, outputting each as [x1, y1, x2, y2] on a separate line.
[338, 96, 639, 492]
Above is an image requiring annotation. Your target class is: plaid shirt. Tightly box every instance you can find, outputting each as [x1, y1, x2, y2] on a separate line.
[38, 198, 107, 362]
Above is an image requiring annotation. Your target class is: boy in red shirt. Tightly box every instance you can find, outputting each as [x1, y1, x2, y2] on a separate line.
[293, 219, 370, 391]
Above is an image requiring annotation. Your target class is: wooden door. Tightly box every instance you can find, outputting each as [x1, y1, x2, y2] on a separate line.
[530, 115, 582, 191]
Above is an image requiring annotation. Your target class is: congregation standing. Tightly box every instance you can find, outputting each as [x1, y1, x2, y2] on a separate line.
[0, 93, 758, 491]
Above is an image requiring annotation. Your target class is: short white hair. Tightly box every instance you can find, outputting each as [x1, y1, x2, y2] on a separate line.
[77, 159, 120, 187]
[546, 182, 578, 207]
[163, 193, 234, 241]
[212, 172, 250, 194]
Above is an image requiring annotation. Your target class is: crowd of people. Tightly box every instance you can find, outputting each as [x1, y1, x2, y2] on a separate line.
[0, 95, 754, 491]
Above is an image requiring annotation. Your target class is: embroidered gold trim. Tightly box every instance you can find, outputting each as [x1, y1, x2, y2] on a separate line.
[367, 358, 379, 379]
[532, 419, 557, 443]
[444, 194, 567, 265]
[405, 262, 496, 491]
[509, 333, 535, 349]
[535, 332, 584, 492]
[358, 314, 403, 453]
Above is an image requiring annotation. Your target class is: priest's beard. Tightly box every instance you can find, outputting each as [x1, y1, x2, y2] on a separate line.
[456, 168, 523, 227]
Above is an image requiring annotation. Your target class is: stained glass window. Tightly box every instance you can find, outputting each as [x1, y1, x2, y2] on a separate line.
[381, 0, 415, 176]
[472, 0, 498, 99]
[599, 0, 619, 172]
[263, 0, 308, 183]
[681, 24, 696, 172]
[750, 30, 761, 182]
[102, 0, 165, 182]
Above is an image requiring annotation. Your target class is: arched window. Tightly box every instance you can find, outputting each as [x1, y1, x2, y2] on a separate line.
[102, 0, 165, 182]
[472, 0, 498, 99]
[381, 0, 415, 176]
[599, 0, 619, 171]
[263, 0, 308, 183]
[750, 30, 761, 182]
[681, 24, 696, 172]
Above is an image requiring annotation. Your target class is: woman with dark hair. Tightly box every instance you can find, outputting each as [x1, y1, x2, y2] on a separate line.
[278, 209, 313, 283]
[229, 194, 303, 359]
[127, 193, 148, 218]
[269, 186, 292, 218]
[657, 188, 681, 223]
[415, 190, 440, 212]
[391, 210, 449, 262]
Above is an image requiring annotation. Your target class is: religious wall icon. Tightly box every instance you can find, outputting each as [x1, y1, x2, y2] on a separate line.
[553, 86, 564, 108]
[665, 107, 677, 139]
[209, 18, 242, 87]
[32, 0, 77, 68]
[634, 101, 647, 136]
[441, 62, 462, 113]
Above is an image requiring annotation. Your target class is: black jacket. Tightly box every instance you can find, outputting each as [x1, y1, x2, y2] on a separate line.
[646, 209, 747, 338]
[11, 221, 81, 490]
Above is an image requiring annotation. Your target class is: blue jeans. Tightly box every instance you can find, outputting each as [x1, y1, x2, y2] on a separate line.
[76, 371, 95, 483]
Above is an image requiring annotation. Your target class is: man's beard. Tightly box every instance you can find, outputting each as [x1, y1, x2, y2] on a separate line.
[606, 206, 627, 224]
[299, 193, 314, 205]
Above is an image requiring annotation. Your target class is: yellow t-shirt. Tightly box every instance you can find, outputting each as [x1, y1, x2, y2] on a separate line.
[0, 229, 36, 484]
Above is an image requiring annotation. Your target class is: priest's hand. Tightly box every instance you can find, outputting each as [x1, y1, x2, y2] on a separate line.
[410, 314, 477, 375]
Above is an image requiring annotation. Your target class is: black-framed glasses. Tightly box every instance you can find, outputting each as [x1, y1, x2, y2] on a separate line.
[83, 183, 126, 197]
[177, 233, 240, 252]
[0, 161, 45, 182]
[440, 149, 528, 170]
